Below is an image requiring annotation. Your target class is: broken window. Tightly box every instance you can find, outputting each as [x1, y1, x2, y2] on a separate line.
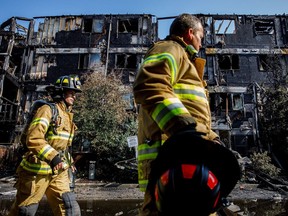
[78, 54, 89, 69]
[258, 54, 281, 72]
[92, 19, 104, 33]
[231, 94, 244, 110]
[116, 54, 137, 69]
[118, 18, 138, 33]
[65, 18, 74, 31]
[254, 19, 274, 35]
[218, 54, 239, 70]
[214, 19, 236, 34]
[89, 54, 101, 70]
[83, 18, 93, 32]
[258, 55, 270, 71]
[142, 18, 148, 34]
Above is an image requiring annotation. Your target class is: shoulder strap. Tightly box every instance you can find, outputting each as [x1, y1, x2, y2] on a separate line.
[32, 100, 59, 135]
[46, 102, 59, 135]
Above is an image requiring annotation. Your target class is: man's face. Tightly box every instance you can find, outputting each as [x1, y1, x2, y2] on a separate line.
[191, 27, 204, 51]
[64, 89, 77, 106]
[186, 22, 204, 51]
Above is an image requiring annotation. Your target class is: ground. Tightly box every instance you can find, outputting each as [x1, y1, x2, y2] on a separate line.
[0, 176, 285, 201]
[1, 177, 287, 215]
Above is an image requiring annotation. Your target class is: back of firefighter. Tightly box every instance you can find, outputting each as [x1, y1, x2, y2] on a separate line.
[133, 14, 220, 216]
[9, 75, 82, 216]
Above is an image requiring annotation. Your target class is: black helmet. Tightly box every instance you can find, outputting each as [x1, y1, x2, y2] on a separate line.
[55, 75, 82, 92]
[151, 130, 241, 215]
[46, 75, 82, 93]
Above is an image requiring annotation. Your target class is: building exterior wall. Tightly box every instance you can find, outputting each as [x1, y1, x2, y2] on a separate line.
[0, 13, 288, 161]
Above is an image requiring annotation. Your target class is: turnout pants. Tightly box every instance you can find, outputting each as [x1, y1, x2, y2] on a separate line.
[8, 166, 78, 216]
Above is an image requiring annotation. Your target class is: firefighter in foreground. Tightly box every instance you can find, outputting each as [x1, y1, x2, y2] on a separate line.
[9, 75, 82, 216]
[133, 13, 240, 215]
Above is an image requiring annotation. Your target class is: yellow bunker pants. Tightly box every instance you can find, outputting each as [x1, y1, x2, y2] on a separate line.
[8, 166, 72, 216]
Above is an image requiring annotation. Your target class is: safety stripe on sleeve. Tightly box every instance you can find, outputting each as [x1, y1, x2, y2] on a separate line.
[47, 131, 74, 142]
[143, 52, 178, 85]
[20, 158, 53, 174]
[152, 98, 189, 130]
[173, 83, 208, 104]
[30, 117, 49, 132]
[138, 141, 162, 161]
[37, 144, 55, 161]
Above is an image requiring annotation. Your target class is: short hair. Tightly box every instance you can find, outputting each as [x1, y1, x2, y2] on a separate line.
[169, 13, 202, 36]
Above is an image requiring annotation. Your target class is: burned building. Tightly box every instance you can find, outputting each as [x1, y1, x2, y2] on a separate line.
[0, 14, 157, 166]
[199, 14, 288, 155]
[0, 13, 288, 166]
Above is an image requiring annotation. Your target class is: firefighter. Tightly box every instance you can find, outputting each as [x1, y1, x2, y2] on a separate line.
[133, 13, 233, 215]
[9, 75, 82, 216]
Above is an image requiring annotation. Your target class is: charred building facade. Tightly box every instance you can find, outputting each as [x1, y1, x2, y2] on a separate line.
[0, 13, 288, 164]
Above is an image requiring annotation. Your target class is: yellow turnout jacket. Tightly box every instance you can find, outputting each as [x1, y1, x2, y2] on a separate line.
[20, 101, 76, 175]
[133, 37, 219, 191]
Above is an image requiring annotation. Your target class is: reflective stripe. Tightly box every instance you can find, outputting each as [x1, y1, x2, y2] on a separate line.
[138, 141, 164, 192]
[20, 158, 53, 174]
[31, 117, 49, 131]
[173, 83, 208, 104]
[152, 98, 189, 130]
[138, 141, 161, 161]
[47, 131, 74, 142]
[143, 52, 178, 84]
[138, 180, 148, 192]
[37, 144, 54, 161]
[20, 158, 69, 175]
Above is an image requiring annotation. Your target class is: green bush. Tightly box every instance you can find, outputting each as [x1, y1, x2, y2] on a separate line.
[250, 151, 280, 177]
[73, 72, 138, 182]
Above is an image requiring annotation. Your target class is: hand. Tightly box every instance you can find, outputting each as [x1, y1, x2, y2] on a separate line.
[71, 165, 77, 173]
[53, 161, 65, 172]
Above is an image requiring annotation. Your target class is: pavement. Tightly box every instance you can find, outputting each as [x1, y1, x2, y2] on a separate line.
[1, 176, 288, 216]
[0, 175, 286, 201]
[0, 176, 144, 200]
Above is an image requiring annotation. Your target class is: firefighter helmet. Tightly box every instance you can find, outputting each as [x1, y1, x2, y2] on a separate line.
[151, 129, 241, 215]
[46, 75, 82, 93]
[155, 163, 221, 215]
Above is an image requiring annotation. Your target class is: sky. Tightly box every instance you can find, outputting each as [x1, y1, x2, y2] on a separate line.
[1, 0, 288, 39]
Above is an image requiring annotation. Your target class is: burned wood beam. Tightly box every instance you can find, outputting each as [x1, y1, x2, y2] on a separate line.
[36, 47, 148, 54]
[206, 48, 288, 55]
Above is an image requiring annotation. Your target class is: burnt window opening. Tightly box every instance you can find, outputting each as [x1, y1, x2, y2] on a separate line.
[214, 19, 236, 34]
[258, 55, 273, 72]
[78, 54, 89, 69]
[65, 18, 74, 31]
[83, 18, 93, 32]
[118, 18, 138, 33]
[231, 94, 244, 111]
[210, 93, 231, 116]
[254, 20, 274, 35]
[258, 55, 281, 72]
[116, 54, 137, 69]
[92, 19, 104, 33]
[218, 54, 239, 70]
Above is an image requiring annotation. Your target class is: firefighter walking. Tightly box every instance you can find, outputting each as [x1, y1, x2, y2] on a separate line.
[9, 75, 82, 216]
[133, 13, 240, 215]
